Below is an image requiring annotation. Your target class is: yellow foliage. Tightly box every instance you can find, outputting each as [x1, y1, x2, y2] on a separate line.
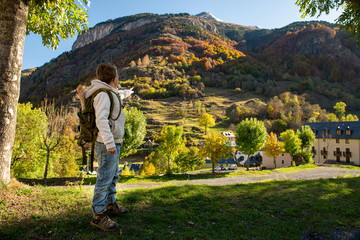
[121, 166, 131, 176]
[263, 132, 284, 158]
[140, 162, 156, 176]
[199, 132, 231, 172]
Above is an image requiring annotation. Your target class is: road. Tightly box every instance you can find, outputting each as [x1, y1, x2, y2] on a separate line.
[116, 166, 360, 190]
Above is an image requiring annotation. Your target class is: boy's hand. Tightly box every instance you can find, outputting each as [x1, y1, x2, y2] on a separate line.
[107, 147, 117, 155]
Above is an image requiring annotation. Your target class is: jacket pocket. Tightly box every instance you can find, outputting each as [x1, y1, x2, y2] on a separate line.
[111, 120, 121, 139]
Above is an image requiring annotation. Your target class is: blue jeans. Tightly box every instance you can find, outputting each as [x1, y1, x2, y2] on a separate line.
[92, 142, 121, 214]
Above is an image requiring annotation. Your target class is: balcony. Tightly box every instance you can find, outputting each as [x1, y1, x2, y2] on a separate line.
[321, 150, 328, 155]
[343, 152, 352, 157]
[311, 149, 317, 154]
[334, 151, 342, 157]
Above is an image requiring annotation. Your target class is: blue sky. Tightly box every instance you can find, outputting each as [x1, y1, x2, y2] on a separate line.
[22, 0, 343, 70]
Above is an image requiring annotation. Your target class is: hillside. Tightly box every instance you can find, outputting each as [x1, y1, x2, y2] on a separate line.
[20, 13, 360, 130]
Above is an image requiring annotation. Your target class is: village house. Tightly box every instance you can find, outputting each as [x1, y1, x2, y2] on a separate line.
[262, 152, 292, 169]
[221, 131, 236, 147]
[144, 139, 154, 149]
[304, 121, 360, 165]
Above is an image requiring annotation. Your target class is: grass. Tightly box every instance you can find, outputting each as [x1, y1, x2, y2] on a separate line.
[130, 87, 268, 141]
[82, 164, 318, 185]
[323, 164, 360, 171]
[1, 175, 360, 240]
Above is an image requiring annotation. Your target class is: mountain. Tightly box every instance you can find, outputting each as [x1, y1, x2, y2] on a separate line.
[20, 13, 360, 113]
[195, 11, 223, 22]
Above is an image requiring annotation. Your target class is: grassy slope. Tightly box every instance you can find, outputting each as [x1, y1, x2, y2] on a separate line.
[129, 87, 266, 138]
[1, 174, 359, 240]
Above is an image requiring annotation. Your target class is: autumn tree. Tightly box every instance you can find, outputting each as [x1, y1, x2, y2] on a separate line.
[0, 0, 89, 184]
[142, 54, 150, 66]
[263, 132, 284, 169]
[53, 134, 79, 177]
[40, 99, 67, 179]
[328, 113, 339, 122]
[297, 0, 360, 45]
[121, 166, 131, 176]
[139, 161, 156, 176]
[333, 102, 347, 119]
[235, 118, 268, 170]
[11, 103, 47, 178]
[195, 100, 202, 115]
[199, 132, 231, 174]
[342, 114, 359, 121]
[174, 147, 204, 172]
[157, 125, 185, 174]
[199, 113, 216, 135]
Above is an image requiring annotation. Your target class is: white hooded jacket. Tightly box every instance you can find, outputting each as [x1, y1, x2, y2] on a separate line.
[84, 79, 133, 150]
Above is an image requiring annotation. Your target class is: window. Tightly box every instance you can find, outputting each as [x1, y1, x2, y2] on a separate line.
[336, 139, 340, 143]
[323, 129, 328, 136]
[336, 127, 342, 135]
[346, 128, 351, 135]
[282, 153, 284, 156]
[282, 160, 284, 165]
[345, 139, 350, 144]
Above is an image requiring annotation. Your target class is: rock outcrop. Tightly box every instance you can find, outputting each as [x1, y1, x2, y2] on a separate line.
[72, 17, 161, 50]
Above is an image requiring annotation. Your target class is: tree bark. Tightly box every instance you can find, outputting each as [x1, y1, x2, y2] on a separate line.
[0, 0, 30, 184]
[44, 148, 50, 179]
[246, 155, 250, 171]
[273, 157, 277, 169]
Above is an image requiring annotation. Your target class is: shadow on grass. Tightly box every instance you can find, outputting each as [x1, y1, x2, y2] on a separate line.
[17, 171, 233, 186]
[2, 177, 360, 240]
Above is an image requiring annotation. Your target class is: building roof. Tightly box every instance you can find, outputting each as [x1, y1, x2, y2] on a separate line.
[124, 164, 142, 173]
[304, 121, 360, 139]
[221, 131, 235, 137]
[239, 156, 262, 166]
[219, 157, 236, 164]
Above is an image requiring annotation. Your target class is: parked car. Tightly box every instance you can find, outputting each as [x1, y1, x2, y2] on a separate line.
[220, 165, 227, 171]
[214, 166, 221, 171]
[228, 165, 237, 170]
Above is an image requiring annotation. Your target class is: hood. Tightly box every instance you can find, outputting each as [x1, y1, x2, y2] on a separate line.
[84, 79, 116, 99]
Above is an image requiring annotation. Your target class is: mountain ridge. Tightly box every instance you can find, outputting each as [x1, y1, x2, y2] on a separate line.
[21, 13, 360, 115]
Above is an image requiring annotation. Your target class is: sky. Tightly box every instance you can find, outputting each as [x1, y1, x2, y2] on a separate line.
[22, 0, 344, 70]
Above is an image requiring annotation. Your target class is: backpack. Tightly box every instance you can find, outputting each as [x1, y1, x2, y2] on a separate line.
[77, 88, 122, 172]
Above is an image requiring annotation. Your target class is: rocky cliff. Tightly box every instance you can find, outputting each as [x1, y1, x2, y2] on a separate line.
[72, 16, 161, 50]
[72, 13, 219, 51]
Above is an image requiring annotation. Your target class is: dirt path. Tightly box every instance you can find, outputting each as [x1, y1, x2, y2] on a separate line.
[117, 166, 360, 190]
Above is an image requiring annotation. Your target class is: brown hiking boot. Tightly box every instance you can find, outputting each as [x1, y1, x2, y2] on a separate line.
[90, 212, 119, 231]
[105, 202, 129, 216]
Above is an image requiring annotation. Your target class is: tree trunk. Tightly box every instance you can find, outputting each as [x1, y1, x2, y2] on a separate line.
[0, 0, 29, 184]
[246, 155, 250, 171]
[273, 157, 277, 168]
[44, 148, 50, 179]
[167, 156, 170, 174]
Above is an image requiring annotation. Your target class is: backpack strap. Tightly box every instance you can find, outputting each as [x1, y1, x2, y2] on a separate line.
[90, 88, 123, 121]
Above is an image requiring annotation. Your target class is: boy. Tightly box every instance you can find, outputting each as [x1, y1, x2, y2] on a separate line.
[85, 63, 133, 231]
